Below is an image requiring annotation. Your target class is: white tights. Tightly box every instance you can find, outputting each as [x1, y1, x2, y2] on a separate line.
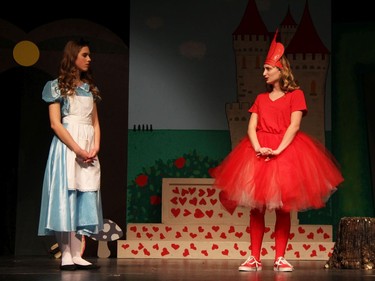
[55, 231, 91, 266]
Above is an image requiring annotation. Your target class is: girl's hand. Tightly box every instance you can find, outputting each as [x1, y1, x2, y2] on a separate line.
[87, 148, 98, 159]
[256, 147, 272, 156]
[256, 147, 276, 161]
[75, 148, 96, 164]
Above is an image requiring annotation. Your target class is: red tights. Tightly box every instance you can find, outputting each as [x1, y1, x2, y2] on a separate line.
[250, 208, 291, 260]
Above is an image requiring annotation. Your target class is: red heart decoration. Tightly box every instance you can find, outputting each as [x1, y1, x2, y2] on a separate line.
[189, 233, 197, 238]
[194, 209, 204, 218]
[207, 188, 216, 197]
[220, 232, 227, 239]
[165, 226, 172, 232]
[201, 250, 208, 256]
[171, 244, 180, 250]
[189, 198, 197, 206]
[303, 244, 311, 250]
[179, 197, 187, 205]
[190, 243, 197, 250]
[161, 248, 169, 256]
[171, 208, 180, 217]
[235, 232, 243, 238]
[181, 189, 189, 196]
[198, 189, 205, 197]
[205, 210, 213, 218]
[221, 249, 229, 255]
[143, 249, 150, 256]
[319, 244, 326, 251]
[210, 199, 217, 205]
[188, 187, 196, 194]
[261, 248, 268, 256]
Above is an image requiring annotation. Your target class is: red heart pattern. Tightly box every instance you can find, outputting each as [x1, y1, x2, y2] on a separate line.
[120, 184, 335, 259]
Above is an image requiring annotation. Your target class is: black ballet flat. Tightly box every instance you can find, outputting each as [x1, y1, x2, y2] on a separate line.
[60, 264, 77, 271]
[75, 264, 100, 270]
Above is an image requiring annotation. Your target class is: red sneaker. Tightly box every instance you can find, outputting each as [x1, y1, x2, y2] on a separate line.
[238, 256, 262, 271]
[273, 257, 294, 272]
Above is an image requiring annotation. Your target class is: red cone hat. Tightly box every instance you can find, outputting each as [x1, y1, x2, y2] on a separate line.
[264, 29, 284, 69]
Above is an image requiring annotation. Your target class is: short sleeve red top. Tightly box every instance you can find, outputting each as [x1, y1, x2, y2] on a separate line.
[249, 89, 307, 134]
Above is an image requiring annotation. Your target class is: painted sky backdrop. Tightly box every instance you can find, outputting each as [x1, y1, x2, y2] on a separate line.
[128, 0, 331, 130]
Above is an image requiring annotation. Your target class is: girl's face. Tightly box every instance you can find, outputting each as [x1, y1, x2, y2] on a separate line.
[263, 64, 281, 85]
[75, 46, 91, 72]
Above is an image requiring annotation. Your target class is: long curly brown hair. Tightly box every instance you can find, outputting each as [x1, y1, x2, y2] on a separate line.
[266, 55, 300, 93]
[57, 39, 101, 101]
[278, 56, 300, 92]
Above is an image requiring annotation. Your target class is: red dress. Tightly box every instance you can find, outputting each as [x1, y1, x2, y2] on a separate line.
[211, 89, 344, 212]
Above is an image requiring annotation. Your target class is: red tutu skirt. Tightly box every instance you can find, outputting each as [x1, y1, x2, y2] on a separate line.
[210, 132, 344, 212]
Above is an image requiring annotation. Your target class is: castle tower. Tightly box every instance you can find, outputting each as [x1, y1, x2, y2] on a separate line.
[285, 1, 330, 145]
[279, 5, 298, 48]
[227, 0, 329, 148]
[227, 0, 270, 148]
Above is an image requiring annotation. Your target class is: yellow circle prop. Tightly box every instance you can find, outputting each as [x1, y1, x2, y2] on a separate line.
[13, 40, 40, 67]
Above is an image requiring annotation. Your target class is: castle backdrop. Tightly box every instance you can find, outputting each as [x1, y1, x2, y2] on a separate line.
[0, 0, 373, 258]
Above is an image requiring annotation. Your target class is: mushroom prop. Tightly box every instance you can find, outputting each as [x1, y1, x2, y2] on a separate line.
[90, 219, 123, 258]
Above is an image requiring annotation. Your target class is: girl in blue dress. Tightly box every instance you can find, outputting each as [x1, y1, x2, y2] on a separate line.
[38, 39, 103, 270]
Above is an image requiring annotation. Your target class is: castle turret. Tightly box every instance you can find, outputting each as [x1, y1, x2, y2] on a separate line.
[279, 6, 298, 48]
[228, 0, 270, 148]
[232, 0, 269, 103]
[227, 0, 329, 148]
[285, 0, 330, 144]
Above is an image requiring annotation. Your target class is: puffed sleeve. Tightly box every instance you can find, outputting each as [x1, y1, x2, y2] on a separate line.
[291, 89, 308, 116]
[42, 79, 62, 103]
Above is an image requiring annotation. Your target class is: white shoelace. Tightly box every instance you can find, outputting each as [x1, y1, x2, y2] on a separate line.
[275, 257, 293, 267]
[242, 256, 261, 266]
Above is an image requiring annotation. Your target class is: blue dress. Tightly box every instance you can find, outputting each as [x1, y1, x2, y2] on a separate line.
[38, 79, 103, 236]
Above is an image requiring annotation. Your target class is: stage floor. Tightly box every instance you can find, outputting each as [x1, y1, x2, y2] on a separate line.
[0, 256, 373, 281]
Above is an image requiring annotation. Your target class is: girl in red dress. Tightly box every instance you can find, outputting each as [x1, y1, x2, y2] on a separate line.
[210, 31, 344, 272]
